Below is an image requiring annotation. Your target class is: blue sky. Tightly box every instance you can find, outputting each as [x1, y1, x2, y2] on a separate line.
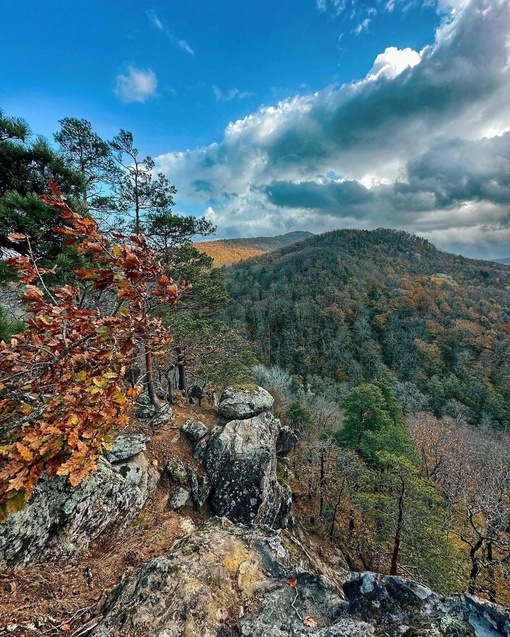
[1, 0, 509, 258]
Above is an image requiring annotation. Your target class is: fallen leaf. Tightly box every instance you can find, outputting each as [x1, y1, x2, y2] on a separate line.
[303, 615, 318, 627]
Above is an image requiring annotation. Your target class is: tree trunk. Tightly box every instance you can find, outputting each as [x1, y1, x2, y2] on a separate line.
[390, 477, 405, 576]
[487, 540, 496, 603]
[144, 346, 159, 408]
[176, 346, 187, 392]
[468, 537, 484, 595]
[329, 491, 343, 539]
[319, 449, 326, 518]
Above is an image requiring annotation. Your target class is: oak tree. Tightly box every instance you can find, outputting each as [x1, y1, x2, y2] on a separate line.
[0, 184, 180, 521]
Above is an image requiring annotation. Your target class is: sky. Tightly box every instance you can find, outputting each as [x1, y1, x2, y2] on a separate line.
[1, 0, 509, 259]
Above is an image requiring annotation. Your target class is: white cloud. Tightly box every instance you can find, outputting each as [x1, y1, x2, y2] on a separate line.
[147, 10, 195, 56]
[367, 46, 421, 79]
[156, 0, 510, 258]
[316, 0, 346, 14]
[147, 9, 163, 30]
[179, 39, 195, 56]
[114, 66, 158, 104]
[213, 85, 254, 102]
[352, 18, 371, 35]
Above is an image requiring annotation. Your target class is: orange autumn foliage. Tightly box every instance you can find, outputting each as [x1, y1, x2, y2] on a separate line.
[0, 183, 180, 521]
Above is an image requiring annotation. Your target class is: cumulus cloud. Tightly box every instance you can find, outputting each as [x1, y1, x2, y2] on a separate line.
[155, 0, 510, 258]
[114, 66, 158, 103]
[367, 47, 421, 80]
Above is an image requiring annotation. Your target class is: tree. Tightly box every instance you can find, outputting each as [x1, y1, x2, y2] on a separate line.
[410, 413, 510, 602]
[145, 211, 214, 260]
[0, 108, 30, 143]
[109, 130, 176, 235]
[0, 184, 180, 521]
[54, 117, 119, 212]
[336, 381, 414, 463]
[0, 110, 84, 266]
[285, 401, 314, 434]
[354, 451, 461, 592]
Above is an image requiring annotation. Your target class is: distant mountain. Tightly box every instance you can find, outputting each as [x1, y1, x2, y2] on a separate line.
[494, 257, 510, 266]
[224, 228, 510, 428]
[195, 231, 313, 266]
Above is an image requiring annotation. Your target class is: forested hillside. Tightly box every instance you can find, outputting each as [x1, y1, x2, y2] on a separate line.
[225, 228, 510, 428]
[196, 231, 313, 266]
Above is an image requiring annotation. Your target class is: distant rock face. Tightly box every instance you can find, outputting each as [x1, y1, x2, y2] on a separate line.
[0, 455, 148, 568]
[85, 518, 510, 637]
[204, 409, 293, 528]
[218, 385, 274, 420]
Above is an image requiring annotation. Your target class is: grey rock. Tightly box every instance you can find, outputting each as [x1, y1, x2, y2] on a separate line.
[187, 467, 210, 508]
[204, 412, 290, 528]
[87, 518, 344, 637]
[81, 520, 510, 637]
[104, 432, 149, 463]
[0, 457, 146, 568]
[181, 418, 208, 443]
[218, 385, 274, 420]
[165, 457, 189, 487]
[150, 402, 173, 428]
[113, 452, 157, 500]
[134, 397, 173, 427]
[169, 487, 190, 510]
[193, 436, 209, 461]
[342, 572, 510, 637]
[276, 425, 299, 457]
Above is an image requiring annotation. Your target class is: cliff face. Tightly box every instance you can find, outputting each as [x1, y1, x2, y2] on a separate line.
[1, 387, 510, 636]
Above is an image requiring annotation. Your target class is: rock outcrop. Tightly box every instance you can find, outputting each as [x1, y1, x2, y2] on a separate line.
[85, 518, 510, 637]
[0, 434, 154, 567]
[202, 386, 295, 528]
[218, 385, 274, 420]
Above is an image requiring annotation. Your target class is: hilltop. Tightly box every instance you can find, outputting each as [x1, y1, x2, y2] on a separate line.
[195, 230, 313, 266]
[224, 227, 510, 428]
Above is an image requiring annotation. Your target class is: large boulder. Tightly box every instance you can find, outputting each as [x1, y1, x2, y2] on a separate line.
[82, 519, 510, 637]
[85, 518, 346, 637]
[0, 456, 147, 567]
[218, 385, 274, 420]
[204, 411, 291, 528]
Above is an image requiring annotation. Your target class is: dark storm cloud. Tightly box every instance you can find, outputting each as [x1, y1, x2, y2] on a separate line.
[399, 133, 510, 207]
[264, 179, 374, 214]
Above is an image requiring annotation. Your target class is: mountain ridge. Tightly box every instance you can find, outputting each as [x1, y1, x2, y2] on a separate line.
[224, 227, 510, 427]
[195, 230, 313, 265]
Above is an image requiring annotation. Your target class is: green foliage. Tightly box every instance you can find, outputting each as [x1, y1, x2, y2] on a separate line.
[0, 307, 25, 342]
[109, 130, 177, 235]
[336, 381, 414, 464]
[354, 451, 465, 593]
[0, 109, 85, 273]
[54, 117, 119, 211]
[285, 401, 315, 433]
